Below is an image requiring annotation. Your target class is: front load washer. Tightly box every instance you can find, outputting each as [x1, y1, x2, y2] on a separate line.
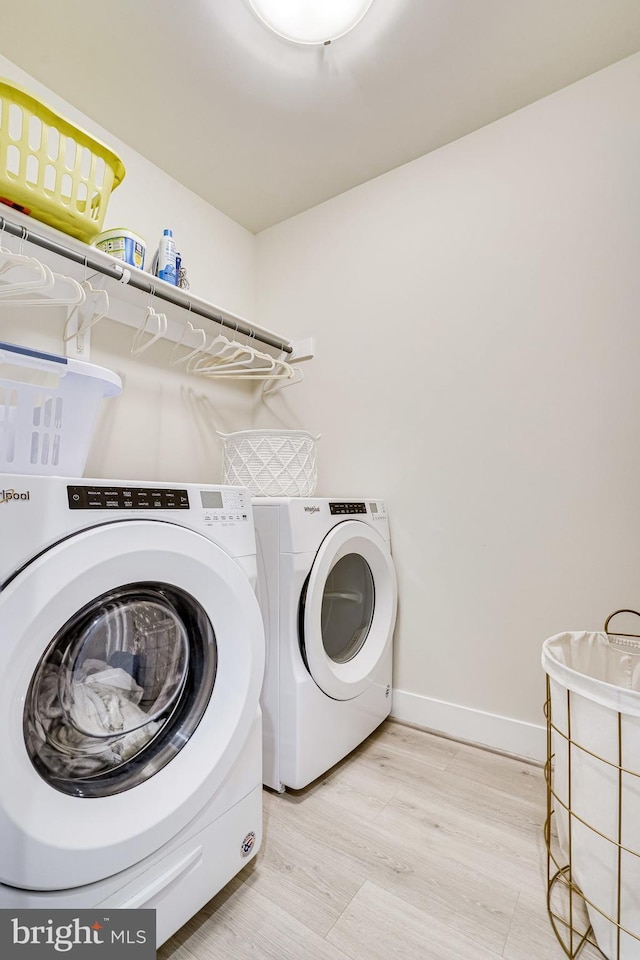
[253, 497, 397, 792]
[0, 474, 264, 946]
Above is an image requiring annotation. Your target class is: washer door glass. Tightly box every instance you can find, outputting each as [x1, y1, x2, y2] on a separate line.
[24, 582, 216, 798]
[321, 553, 375, 663]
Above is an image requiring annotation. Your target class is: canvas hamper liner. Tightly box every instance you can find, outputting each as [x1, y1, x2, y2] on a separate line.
[542, 612, 640, 960]
[0, 340, 121, 476]
[218, 429, 319, 497]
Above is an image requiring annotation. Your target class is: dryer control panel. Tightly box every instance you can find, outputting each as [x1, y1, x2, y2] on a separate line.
[329, 502, 367, 515]
[329, 501, 387, 519]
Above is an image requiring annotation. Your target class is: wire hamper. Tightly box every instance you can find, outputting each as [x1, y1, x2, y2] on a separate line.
[543, 611, 640, 960]
[218, 429, 319, 497]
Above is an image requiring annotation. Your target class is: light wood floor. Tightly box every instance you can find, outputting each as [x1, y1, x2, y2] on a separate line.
[158, 720, 600, 960]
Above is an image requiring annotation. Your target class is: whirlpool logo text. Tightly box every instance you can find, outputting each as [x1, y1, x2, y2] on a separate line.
[0, 910, 155, 957]
[0, 487, 30, 504]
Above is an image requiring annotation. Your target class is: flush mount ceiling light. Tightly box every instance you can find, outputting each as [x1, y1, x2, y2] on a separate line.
[247, 0, 374, 45]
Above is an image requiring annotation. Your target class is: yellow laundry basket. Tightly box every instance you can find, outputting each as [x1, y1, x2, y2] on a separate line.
[0, 78, 125, 242]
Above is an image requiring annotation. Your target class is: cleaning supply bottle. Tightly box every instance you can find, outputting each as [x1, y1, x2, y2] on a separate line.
[157, 229, 177, 285]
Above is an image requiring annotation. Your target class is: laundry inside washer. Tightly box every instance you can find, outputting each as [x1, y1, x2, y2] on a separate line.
[25, 583, 215, 795]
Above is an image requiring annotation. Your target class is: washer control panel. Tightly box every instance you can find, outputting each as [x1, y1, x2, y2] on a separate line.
[66, 485, 250, 522]
[68, 485, 190, 510]
[200, 488, 249, 523]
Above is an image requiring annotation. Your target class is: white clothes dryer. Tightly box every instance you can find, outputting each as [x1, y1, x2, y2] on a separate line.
[253, 497, 397, 792]
[0, 474, 264, 947]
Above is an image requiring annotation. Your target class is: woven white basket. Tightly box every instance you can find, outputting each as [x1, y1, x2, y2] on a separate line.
[0, 340, 121, 476]
[218, 429, 319, 497]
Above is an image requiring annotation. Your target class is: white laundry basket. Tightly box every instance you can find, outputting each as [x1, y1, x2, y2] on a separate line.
[218, 429, 319, 497]
[543, 611, 640, 960]
[0, 340, 121, 476]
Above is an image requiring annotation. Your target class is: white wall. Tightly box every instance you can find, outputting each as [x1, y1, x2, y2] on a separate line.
[255, 53, 640, 760]
[0, 54, 257, 482]
[4, 49, 640, 761]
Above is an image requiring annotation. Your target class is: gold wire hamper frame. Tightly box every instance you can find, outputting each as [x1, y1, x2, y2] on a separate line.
[544, 610, 640, 959]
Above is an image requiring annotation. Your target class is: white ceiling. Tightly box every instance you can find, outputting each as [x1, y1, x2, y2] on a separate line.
[2, 0, 640, 234]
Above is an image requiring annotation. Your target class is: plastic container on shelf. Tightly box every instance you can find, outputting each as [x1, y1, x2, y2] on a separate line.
[218, 429, 319, 497]
[156, 229, 177, 285]
[0, 78, 125, 243]
[93, 228, 146, 270]
[0, 340, 121, 476]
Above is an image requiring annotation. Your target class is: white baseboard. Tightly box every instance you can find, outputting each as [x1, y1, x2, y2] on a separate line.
[390, 689, 546, 763]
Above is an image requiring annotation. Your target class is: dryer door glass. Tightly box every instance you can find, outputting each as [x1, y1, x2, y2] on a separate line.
[321, 553, 375, 663]
[23, 582, 216, 798]
[299, 520, 397, 701]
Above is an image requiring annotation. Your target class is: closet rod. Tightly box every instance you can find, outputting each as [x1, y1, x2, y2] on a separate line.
[0, 214, 292, 354]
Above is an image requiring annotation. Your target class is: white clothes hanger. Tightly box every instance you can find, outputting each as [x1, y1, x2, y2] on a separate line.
[195, 346, 271, 377]
[189, 333, 255, 373]
[185, 334, 228, 373]
[0, 227, 74, 303]
[205, 331, 255, 365]
[0, 246, 50, 298]
[185, 332, 231, 372]
[131, 304, 168, 357]
[64, 278, 110, 342]
[262, 362, 304, 394]
[0, 260, 85, 307]
[169, 319, 207, 367]
[205, 355, 301, 382]
[199, 345, 280, 378]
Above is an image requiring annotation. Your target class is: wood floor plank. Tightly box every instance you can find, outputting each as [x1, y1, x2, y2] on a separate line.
[266, 774, 518, 955]
[326, 879, 503, 960]
[371, 751, 545, 838]
[357, 721, 462, 768]
[347, 725, 541, 813]
[159, 720, 563, 960]
[158, 872, 353, 960]
[241, 795, 366, 936]
[374, 784, 547, 899]
[348, 729, 463, 795]
[445, 739, 542, 802]
[270, 760, 393, 822]
[504, 889, 604, 960]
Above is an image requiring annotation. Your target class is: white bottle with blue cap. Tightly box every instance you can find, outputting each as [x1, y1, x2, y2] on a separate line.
[157, 229, 177, 285]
